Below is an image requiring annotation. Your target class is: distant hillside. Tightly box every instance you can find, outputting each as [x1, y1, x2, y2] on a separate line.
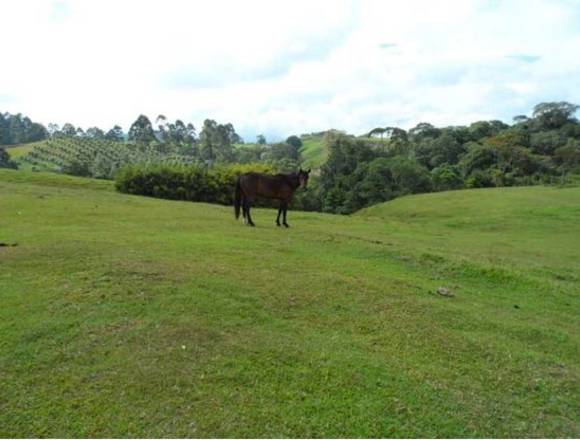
[5, 141, 47, 159]
[299, 133, 327, 169]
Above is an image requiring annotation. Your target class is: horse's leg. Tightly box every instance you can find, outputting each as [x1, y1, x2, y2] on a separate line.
[240, 196, 247, 224]
[282, 201, 290, 228]
[276, 202, 282, 226]
[245, 199, 256, 227]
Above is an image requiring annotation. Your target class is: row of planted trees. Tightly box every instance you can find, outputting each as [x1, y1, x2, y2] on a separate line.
[1, 108, 307, 176]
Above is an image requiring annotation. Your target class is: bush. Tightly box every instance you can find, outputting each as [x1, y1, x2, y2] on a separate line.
[431, 164, 464, 191]
[0, 148, 18, 169]
[465, 169, 493, 188]
[115, 162, 276, 205]
[292, 177, 323, 211]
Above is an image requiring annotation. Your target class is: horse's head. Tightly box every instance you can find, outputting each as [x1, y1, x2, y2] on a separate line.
[298, 168, 311, 189]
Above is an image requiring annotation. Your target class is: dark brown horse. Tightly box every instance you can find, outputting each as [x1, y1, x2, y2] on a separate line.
[234, 169, 311, 227]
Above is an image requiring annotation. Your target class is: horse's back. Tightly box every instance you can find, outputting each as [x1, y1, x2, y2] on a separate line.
[239, 172, 291, 200]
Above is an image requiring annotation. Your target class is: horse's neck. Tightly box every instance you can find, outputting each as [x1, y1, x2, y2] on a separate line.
[284, 174, 300, 189]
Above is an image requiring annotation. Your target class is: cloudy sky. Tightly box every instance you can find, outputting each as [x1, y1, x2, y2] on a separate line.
[1, 0, 580, 141]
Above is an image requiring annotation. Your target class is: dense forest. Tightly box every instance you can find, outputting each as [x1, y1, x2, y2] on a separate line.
[2, 101, 580, 213]
[315, 101, 580, 213]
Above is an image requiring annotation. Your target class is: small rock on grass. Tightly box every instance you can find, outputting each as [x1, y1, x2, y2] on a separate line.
[436, 287, 454, 297]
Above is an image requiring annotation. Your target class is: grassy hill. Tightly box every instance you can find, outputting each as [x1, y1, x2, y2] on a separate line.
[1, 168, 578, 437]
[4, 140, 47, 159]
[299, 134, 327, 169]
[357, 186, 580, 274]
[4, 140, 54, 171]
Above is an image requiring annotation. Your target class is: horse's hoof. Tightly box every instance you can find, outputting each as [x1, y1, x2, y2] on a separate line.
[248, 223, 256, 227]
[276, 222, 281, 227]
[283, 223, 290, 228]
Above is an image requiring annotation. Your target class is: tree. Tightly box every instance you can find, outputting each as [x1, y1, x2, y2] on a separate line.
[0, 113, 8, 144]
[413, 132, 465, 169]
[431, 164, 463, 191]
[28, 122, 48, 142]
[409, 122, 440, 140]
[384, 156, 432, 195]
[185, 123, 197, 144]
[368, 127, 387, 138]
[0, 112, 47, 144]
[47, 123, 61, 138]
[198, 119, 239, 163]
[271, 142, 300, 163]
[237, 144, 268, 163]
[86, 127, 105, 139]
[529, 130, 567, 155]
[286, 135, 302, 149]
[0, 147, 17, 169]
[7, 115, 25, 144]
[350, 160, 393, 210]
[554, 139, 580, 171]
[128, 115, 156, 143]
[386, 127, 408, 143]
[61, 123, 77, 137]
[105, 125, 124, 142]
[320, 133, 377, 193]
[256, 134, 266, 145]
[459, 144, 497, 177]
[532, 102, 579, 130]
[155, 114, 167, 126]
[468, 121, 506, 141]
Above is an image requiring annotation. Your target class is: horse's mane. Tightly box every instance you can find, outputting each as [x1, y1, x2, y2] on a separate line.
[276, 172, 298, 182]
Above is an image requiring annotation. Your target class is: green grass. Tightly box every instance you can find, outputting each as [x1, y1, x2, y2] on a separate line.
[4, 141, 46, 159]
[0, 168, 113, 191]
[300, 134, 327, 169]
[4, 140, 57, 171]
[1, 168, 579, 437]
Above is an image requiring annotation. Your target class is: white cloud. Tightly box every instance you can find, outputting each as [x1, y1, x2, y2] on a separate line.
[1, 0, 579, 140]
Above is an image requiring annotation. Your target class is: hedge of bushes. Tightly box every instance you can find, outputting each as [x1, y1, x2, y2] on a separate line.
[114, 162, 277, 205]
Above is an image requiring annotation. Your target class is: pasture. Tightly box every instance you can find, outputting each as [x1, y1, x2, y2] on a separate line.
[3, 142, 45, 159]
[0, 168, 578, 437]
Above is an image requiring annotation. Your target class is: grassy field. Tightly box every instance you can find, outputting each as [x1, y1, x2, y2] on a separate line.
[4, 141, 46, 159]
[1, 168, 578, 437]
[4, 140, 54, 172]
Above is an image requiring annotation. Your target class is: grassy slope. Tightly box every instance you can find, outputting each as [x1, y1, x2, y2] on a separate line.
[300, 134, 326, 169]
[357, 186, 580, 274]
[236, 135, 326, 170]
[4, 141, 46, 159]
[1, 168, 578, 437]
[4, 140, 55, 172]
[5, 141, 46, 160]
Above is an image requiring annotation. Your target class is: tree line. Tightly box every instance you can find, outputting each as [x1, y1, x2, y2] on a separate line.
[306, 102, 580, 213]
[2, 102, 580, 215]
[0, 112, 47, 145]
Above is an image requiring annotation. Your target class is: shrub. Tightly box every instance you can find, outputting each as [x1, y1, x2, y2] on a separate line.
[115, 162, 276, 205]
[465, 169, 493, 188]
[0, 148, 18, 169]
[431, 164, 464, 191]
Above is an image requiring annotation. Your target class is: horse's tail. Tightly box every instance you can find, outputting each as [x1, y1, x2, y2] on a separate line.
[234, 177, 242, 219]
